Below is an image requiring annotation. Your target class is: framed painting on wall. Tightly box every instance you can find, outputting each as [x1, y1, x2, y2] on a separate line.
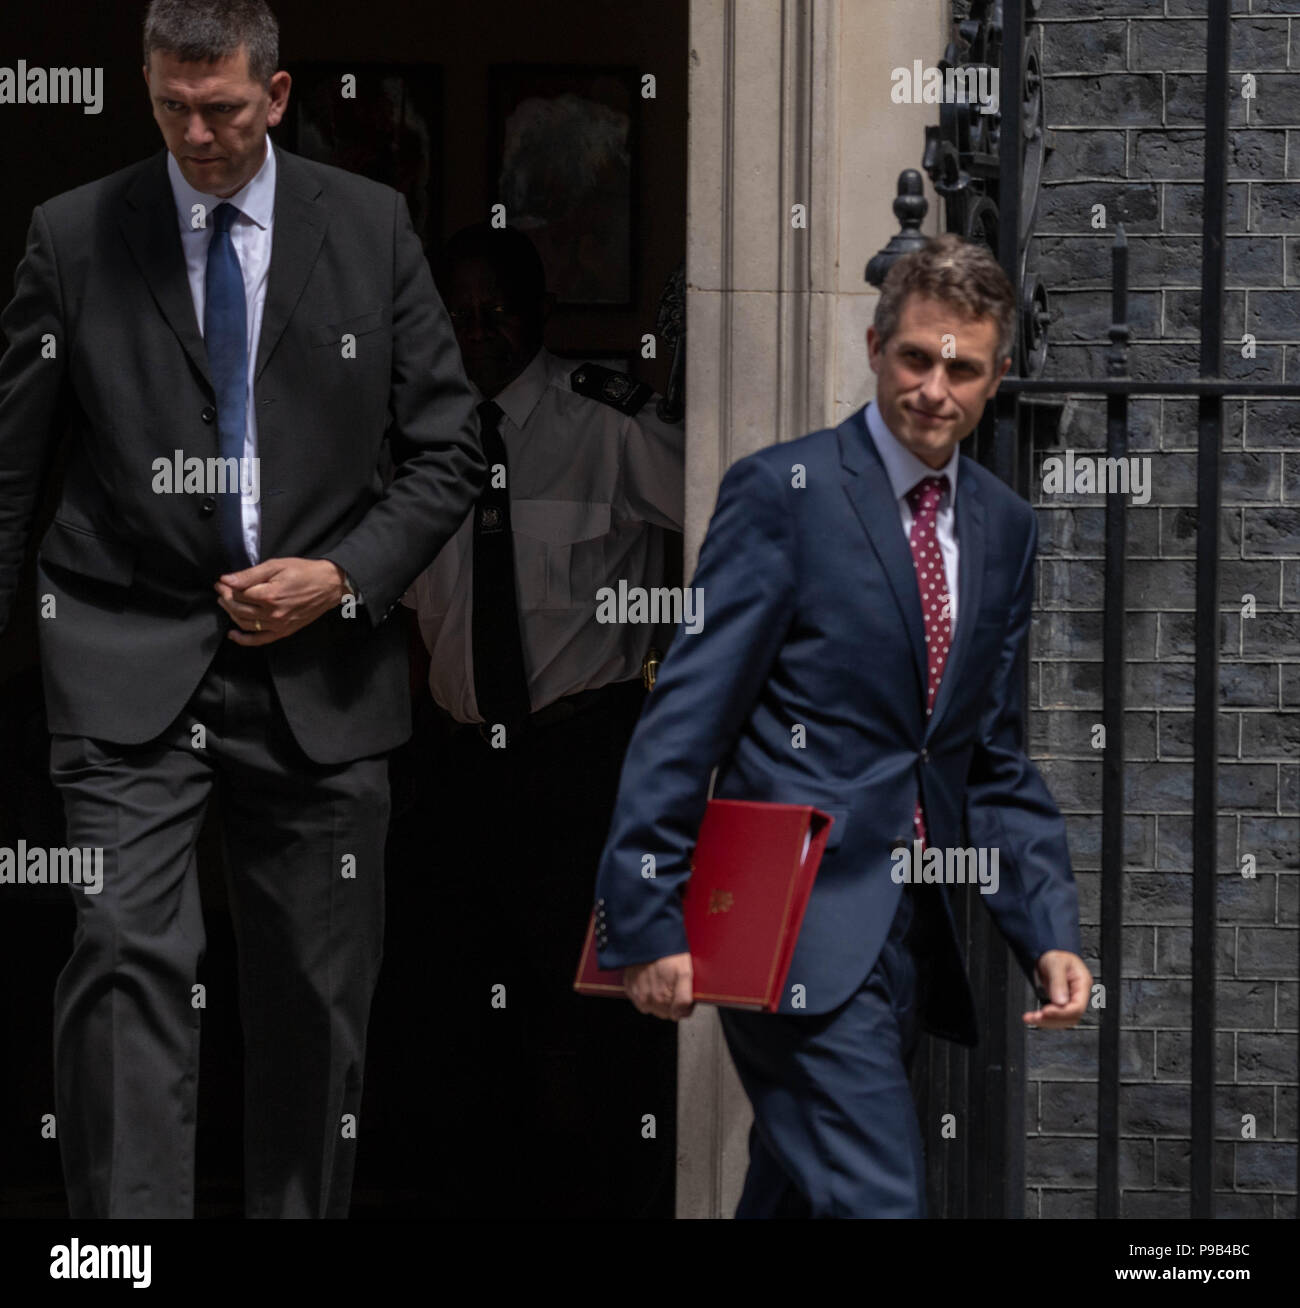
[489, 65, 639, 308]
[277, 62, 442, 253]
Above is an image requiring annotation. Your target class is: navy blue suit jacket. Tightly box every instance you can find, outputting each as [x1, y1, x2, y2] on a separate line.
[593, 404, 1081, 1043]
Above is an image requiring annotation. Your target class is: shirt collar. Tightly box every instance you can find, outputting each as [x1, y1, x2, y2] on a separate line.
[473, 346, 552, 432]
[865, 399, 959, 506]
[167, 136, 277, 234]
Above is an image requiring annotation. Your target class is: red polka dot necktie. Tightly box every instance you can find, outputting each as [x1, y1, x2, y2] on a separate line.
[906, 474, 952, 846]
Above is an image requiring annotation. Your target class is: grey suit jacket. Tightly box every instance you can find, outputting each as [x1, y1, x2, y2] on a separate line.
[0, 144, 485, 764]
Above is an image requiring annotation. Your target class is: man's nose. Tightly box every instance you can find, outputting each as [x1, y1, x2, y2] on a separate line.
[184, 114, 214, 144]
[464, 308, 497, 338]
[919, 366, 947, 405]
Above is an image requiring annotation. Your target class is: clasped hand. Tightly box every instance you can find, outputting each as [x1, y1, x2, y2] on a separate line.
[214, 558, 349, 645]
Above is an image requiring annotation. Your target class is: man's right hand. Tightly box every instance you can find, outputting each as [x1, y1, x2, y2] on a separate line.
[624, 953, 695, 1021]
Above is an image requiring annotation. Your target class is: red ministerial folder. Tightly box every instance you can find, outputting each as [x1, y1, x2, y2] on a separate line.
[574, 799, 834, 1012]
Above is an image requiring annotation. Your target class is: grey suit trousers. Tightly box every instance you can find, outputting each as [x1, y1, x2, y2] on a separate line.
[49, 638, 389, 1218]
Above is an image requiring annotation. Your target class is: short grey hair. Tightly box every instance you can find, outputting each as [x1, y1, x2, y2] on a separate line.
[143, 0, 280, 88]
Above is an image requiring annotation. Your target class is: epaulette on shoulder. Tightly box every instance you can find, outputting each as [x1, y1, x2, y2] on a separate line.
[569, 363, 653, 416]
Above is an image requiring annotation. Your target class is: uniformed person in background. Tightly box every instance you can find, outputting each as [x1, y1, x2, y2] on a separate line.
[402, 223, 684, 1216]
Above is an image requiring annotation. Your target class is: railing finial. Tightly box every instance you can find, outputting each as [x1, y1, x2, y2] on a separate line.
[865, 170, 930, 287]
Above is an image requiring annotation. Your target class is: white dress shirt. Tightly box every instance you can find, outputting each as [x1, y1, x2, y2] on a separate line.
[403, 346, 685, 723]
[167, 137, 277, 565]
[864, 399, 960, 633]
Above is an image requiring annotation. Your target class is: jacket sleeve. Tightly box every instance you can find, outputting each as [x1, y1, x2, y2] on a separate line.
[322, 191, 485, 625]
[594, 453, 797, 968]
[964, 510, 1082, 984]
[0, 205, 69, 634]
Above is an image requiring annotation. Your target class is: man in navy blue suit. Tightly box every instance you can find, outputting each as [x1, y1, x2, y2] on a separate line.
[592, 234, 1091, 1218]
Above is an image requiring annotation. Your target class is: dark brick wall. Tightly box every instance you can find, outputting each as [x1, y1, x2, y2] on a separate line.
[1025, 0, 1299, 1219]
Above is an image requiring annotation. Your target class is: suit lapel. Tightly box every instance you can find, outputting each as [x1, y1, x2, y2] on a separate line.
[116, 151, 212, 390]
[841, 406, 990, 737]
[926, 466, 985, 740]
[839, 410, 927, 698]
[252, 149, 327, 382]
[115, 147, 329, 392]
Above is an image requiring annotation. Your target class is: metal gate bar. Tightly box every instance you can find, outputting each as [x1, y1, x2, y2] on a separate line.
[1190, 0, 1232, 1222]
[1099, 230, 1129, 1219]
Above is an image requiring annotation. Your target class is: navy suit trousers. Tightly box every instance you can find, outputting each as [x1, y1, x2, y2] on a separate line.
[719, 884, 938, 1218]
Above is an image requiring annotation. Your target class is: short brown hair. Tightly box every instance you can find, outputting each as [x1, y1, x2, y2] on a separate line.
[873, 234, 1016, 366]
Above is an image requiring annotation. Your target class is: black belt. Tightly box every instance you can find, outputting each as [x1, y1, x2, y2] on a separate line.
[530, 678, 641, 728]
[452, 678, 643, 743]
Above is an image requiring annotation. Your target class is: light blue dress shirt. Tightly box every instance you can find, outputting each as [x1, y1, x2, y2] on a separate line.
[167, 137, 277, 566]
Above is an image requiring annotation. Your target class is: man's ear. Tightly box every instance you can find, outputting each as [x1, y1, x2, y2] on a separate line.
[265, 70, 292, 128]
[986, 351, 1012, 397]
[866, 326, 881, 374]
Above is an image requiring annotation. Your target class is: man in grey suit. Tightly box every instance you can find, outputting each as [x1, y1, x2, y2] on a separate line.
[0, 0, 483, 1216]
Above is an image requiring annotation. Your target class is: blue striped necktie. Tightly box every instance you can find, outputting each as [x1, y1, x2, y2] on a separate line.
[203, 201, 252, 571]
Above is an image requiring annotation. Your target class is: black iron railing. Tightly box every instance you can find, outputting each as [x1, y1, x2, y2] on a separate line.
[869, 0, 1300, 1220]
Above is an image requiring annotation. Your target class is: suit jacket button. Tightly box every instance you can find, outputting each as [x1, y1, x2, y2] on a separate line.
[920, 748, 930, 763]
[890, 837, 909, 853]
[201, 405, 216, 423]
[199, 496, 216, 515]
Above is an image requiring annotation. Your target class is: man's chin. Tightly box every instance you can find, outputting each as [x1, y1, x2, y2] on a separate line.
[901, 422, 960, 465]
[181, 163, 230, 192]
[468, 361, 526, 400]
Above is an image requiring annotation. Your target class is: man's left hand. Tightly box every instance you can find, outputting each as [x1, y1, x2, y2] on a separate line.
[216, 558, 349, 645]
[1023, 950, 1091, 1029]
